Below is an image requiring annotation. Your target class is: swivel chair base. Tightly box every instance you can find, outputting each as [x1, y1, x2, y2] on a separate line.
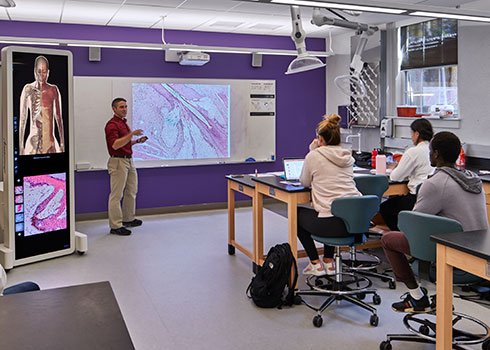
[296, 247, 381, 328]
[298, 274, 380, 328]
[380, 310, 490, 350]
[342, 247, 396, 289]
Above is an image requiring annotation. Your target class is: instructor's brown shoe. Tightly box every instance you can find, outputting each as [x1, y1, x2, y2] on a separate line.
[122, 219, 142, 227]
[110, 227, 131, 236]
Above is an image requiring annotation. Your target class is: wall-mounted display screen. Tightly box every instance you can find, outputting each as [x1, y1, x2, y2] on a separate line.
[400, 18, 457, 70]
[131, 83, 230, 162]
[11, 51, 71, 259]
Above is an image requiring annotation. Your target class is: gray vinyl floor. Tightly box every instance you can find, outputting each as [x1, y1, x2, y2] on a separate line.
[5, 207, 490, 350]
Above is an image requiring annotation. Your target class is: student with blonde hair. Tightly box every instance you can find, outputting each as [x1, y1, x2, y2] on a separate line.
[298, 114, 361, 276]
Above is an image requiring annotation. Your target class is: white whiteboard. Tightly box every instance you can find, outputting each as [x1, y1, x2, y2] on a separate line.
[73, 76, 275, 170]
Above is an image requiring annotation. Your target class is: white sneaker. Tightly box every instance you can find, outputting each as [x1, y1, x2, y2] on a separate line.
[323, 260, 336, 276]
[302, 262, 326, 276]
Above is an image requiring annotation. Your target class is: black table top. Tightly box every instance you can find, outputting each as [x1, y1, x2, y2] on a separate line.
[0, 281, 134, 350]
[225, 174, 257, 188]
[431, 229, 490, 261]
[252, 175, 310, 192]
[227, 171, 407, 192]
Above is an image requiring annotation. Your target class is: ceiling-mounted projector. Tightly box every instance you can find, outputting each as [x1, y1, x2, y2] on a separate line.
[178, 51, 210, 66]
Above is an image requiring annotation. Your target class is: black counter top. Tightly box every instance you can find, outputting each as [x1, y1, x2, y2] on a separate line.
[226, 174, 256, 188]
[431, 229, 490, 261]
[252, 176, 310, 192]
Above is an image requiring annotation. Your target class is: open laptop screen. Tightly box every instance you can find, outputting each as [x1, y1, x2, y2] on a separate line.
[283, 158, 305, 181]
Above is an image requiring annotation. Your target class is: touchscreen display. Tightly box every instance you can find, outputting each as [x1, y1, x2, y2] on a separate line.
[11, 51, 71, 259]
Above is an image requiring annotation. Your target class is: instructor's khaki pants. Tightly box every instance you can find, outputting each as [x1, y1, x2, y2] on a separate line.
[107, 157, 138, 229]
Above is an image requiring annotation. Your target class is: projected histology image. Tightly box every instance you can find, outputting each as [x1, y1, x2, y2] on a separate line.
[23, 173, 67, 236]
[132, 83, 230, 161]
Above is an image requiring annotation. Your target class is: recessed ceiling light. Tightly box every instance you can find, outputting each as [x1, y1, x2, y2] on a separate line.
[248, 23, 283, 30]
[409, 11, 490, 23]
[210, 21, 244, 28]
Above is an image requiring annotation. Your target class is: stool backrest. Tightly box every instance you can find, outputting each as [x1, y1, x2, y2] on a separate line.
[353, 175, 389, 204]
[331, 195, 379, 234]
[398, 211, 463, 262]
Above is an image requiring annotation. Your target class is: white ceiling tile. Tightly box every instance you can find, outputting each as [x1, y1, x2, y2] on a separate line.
[230, 2, 290, 16]
[62, 1, 121, 25]
[75, 0, 124, 3]
[153, 8, 220, 30]
[125, 0, 183, 6]
[460, 0, 490, 12]
[109, 4, 173, 27]
[0, 8, 9, 20]
[418, 0, 474, 7]
[177, 0, 238, 11]
[7, 0, 63, 22]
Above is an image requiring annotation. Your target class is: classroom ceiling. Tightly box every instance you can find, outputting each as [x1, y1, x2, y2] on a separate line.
[1, 0, 490, 38]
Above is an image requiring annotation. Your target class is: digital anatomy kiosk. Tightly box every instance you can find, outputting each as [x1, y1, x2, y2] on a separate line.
[0, 46, 87, 269]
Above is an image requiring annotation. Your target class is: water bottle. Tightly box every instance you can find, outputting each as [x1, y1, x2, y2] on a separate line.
[371, 149, 377, 169]
[376, 154, 386, 175]
[456, 147, 466, 170]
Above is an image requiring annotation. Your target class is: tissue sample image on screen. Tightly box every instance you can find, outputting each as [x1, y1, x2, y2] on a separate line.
[24, 173, 67, 236]
[132, 83, 230, 161]
[15, 213, 24, 223]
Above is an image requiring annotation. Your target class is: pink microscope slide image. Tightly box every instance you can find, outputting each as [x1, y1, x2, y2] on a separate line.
[15, 195, 23, 204]
[23, 173, 67, 236]
[132, 83, 230, 161]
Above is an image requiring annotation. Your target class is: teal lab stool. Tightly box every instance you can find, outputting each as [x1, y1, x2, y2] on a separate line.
[380, 211, 490, 350]
[345, 175, 396, 289]
[296, 195, 382, 327]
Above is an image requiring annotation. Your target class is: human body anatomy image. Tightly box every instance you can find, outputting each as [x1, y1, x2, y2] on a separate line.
[19, 56, 64, 155]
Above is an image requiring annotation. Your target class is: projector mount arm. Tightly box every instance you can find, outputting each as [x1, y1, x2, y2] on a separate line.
[290, 5, 308, 56]
[312, 8, 378, 77]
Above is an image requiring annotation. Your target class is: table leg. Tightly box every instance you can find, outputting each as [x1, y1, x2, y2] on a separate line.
[436, 244, 453, 350]
[227, 181, 235, 255]
[287, 195, 298, 288]
[254, 187, 264, 268]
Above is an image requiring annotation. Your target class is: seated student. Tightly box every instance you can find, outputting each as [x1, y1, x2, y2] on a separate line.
[0, 264, 40, 295]
[382, 131, 488, 312]
[298, 114, 361, 276]
[380, 119, 434, 231]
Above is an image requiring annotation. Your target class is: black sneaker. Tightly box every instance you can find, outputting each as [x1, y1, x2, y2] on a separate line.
[110, 227, 132, 236]
[122, 219, 142, 227]
[392, 291, 430, 313]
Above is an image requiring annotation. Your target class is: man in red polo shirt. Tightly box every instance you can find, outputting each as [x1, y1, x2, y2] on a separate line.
[105, 98, 147, 235]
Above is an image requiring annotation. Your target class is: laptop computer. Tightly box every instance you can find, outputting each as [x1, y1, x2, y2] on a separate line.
[283, 158, 305, 181]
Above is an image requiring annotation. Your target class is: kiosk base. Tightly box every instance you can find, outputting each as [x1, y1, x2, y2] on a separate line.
[0, 245, 14, 270]
[75, 231, 88, 255]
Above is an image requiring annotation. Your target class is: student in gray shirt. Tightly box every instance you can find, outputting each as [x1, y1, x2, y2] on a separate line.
[382, 131, 488, 313]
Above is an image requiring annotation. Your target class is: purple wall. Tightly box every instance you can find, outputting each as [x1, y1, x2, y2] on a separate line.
[0, 21, 326, 214]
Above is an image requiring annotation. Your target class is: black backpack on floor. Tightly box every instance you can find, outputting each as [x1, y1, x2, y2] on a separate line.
[246, 243, 298, 308]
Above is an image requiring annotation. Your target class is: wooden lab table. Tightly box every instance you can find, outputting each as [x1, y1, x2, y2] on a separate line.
[226, 175, 257, 268]
[227, 173, 408, 271]
[431, 229, 490, 350]
[252, 174, 409, 267]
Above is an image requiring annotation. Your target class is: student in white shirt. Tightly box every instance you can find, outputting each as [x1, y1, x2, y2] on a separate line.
[380, 119, 434, 230]
[298, 114, 361, 276]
